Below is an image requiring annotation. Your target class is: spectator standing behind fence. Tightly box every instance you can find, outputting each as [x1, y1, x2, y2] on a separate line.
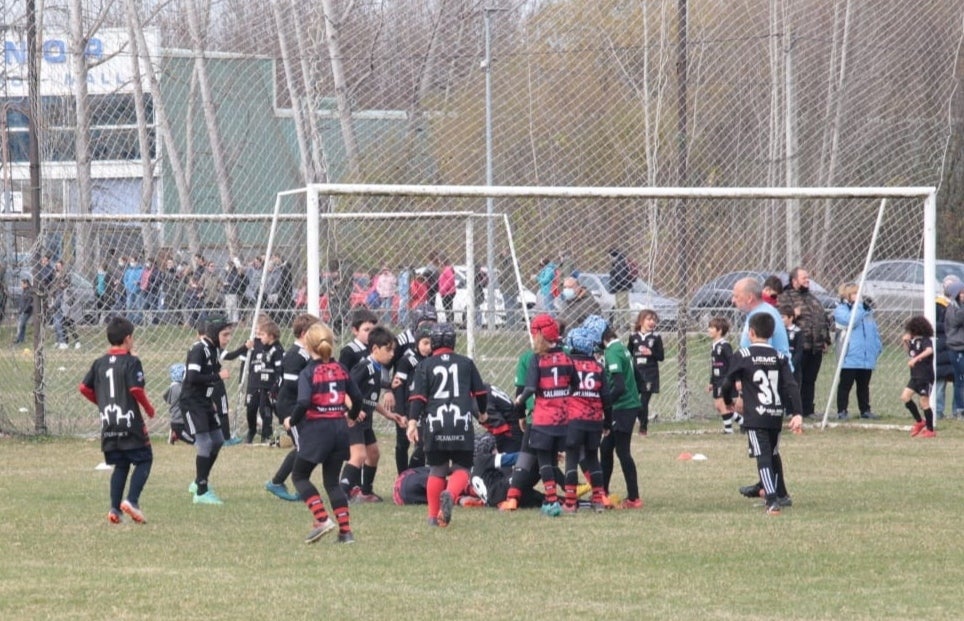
[13, 278, 33, 344]
[608, 249, 634, 329]
[934, 276, 959, 419]
[222, 258, 247, 323]
[95, 263, 108, 323]
[534, 257, 557, 311]
[555, 276, 602, 330]
[55, 266, 83, 350]
[397, 266, 410, 328]
[943, 281, 964, 419]
[437, 258, 457, 323]
[123, 256, 144, 325]
[832, 283, 882, 421]
[776, 267, 831, 418]
[374, 266, 397, 325]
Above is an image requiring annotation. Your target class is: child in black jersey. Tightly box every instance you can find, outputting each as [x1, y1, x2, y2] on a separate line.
[901, 316, 935, 438]
[79, 316, 156, 524]
[707, 316, 740, 434]
[628, 309, 663, 436]
[722, 313, 803, 516]
[181, 315, 234, 505]
[284, 323, 362, 544]
[266, 313, 320, 501]
[338, 308, 378, 371]
[779, 304, 803, 387]
[342, 325, 403, 502]
[391, 326, 433, 472]
[242, 318, 284, 444]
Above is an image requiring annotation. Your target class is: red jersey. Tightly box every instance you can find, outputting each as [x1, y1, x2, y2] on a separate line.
[567, 354, 608, 424]
[525, 348, 573, 428]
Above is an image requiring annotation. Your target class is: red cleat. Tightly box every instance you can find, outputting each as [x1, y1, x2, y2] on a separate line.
[620, 498, 643, 509]
[920, 429, 937, 438]
[910, 421, 927, 437]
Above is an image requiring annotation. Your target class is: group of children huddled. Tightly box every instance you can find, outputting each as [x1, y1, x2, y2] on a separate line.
[79, 292, 937, 538]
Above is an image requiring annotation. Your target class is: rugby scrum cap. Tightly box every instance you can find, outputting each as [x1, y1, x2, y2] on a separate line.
[581, 314, 608, 346]
[169, 363, 186, 383]
[203, 314, 235, 342]
[530, 313, 560, 342]
[565, 326, 598, 356]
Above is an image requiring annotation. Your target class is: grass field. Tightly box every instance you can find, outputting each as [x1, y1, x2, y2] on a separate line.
[2, 422, 963, 620]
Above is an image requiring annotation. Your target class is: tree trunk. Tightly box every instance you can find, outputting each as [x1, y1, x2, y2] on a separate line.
[125, 0, 199, 253]
[815, 0, 853, 272]
[320, 0, 360, 178]
[272, 0, 315, 185]
[125, 2, 158, 256]
[68, 0, 94, 274]
[186, 0, 239, 257]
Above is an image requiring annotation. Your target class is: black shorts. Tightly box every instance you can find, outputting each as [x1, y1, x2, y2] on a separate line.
[182, 400, 219, 435]
[425, 449, 474, 470]
[711, 384, 736, 400]
[294, 418, 350, 465]
[104, 446, 153, 467]
[638, 376, 660, 394]
[610, 407, 641, 434]
[565, 423, 603, 453]
[528, 427, 566, 452]
[907, 377, 933, 396]
[348, 420, 377, 446]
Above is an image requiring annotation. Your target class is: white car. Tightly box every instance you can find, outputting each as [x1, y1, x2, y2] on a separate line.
[854, 259, 964, 311]
[422, 265, 535, 327]
[576, 272, 679, 329]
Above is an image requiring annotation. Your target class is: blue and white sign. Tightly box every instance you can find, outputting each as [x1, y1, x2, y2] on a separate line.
[1, 28, 158, 97]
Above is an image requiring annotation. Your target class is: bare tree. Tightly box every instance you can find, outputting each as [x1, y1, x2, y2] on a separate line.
[124, 0, 199, 253]
[320, 0, 360, 177]
[185, 0, 239, 257]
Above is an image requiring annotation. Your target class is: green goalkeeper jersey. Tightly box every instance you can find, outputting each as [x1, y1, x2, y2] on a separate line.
[604, 339, 641, 411]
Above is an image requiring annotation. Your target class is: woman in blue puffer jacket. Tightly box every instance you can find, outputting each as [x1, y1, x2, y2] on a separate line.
[833, 282, 883, 420]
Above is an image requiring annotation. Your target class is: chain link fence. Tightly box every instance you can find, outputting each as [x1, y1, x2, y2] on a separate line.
[0, 0, 960, 435]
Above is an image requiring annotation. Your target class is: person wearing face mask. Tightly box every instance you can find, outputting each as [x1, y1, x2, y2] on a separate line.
[555, 276, 601, 331]
[777, 267, 832, 419]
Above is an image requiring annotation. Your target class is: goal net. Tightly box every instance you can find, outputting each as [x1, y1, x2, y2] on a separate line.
[292, 183, 936, 429]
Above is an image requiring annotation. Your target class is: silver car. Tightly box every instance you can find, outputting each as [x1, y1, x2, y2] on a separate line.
[575, 272, 679, 329]
[854, 259, 964, 312]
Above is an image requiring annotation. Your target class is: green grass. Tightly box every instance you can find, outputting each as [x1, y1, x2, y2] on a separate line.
[2, 423, 963, 620]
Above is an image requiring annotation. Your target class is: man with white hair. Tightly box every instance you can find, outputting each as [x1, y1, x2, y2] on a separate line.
[731, 277, 790, 359]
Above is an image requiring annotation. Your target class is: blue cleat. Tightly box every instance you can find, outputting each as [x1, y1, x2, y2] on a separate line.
[265, 481, 300, 502]
[193, 490, 224, 505]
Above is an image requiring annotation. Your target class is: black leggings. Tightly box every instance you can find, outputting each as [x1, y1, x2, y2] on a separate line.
[600, 430, 639, 501]
[291, 454, 348, 509]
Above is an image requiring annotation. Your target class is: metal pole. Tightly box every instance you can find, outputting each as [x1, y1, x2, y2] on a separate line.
[483, 8, 495, 330]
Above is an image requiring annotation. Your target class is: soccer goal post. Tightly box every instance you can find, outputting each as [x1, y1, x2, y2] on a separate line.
[285, 183, 935, 425]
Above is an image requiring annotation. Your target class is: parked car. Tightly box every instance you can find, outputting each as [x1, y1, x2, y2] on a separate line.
[852, 259, 964, 312]
[575, 272, 679, 329]
[688, 270, 835, 328]
[5, 267, 97, 324]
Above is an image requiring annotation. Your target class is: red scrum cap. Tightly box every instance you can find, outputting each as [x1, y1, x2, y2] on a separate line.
[530, 313, 560, 342]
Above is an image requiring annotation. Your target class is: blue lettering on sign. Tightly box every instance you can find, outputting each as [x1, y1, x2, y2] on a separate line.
[3, 37, 105, 65]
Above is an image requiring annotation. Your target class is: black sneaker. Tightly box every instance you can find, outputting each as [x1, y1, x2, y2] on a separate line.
[859, 411, 879, 420]
[837, 411, 849, 420]
[739, 483, 763, 499]
[438, 490, 454, 527]
[776, 495, 793, 507]
[337, 531, 355, 544]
